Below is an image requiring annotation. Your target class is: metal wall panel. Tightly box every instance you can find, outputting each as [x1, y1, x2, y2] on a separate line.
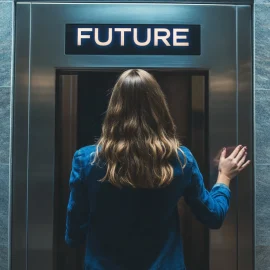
[237, 6, 254, 270]
[13, 3, 253, 270]
[12, 4, 30, 270]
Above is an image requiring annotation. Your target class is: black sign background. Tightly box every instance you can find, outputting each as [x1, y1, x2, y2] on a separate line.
[65, 24, 201, 55]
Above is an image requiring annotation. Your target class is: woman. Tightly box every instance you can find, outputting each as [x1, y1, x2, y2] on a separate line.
[65, 69, 250, 270]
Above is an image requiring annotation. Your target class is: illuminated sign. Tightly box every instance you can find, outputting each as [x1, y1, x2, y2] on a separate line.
[65, 24, 200, 55]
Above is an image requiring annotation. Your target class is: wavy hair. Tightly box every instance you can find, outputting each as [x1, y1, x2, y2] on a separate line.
[91, 69, 186, 188]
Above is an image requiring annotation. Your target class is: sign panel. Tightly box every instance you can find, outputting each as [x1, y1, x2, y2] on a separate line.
[65, 24, 201, 55]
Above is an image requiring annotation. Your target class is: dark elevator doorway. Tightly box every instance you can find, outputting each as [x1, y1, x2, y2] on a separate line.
[54, 69, 209, 270]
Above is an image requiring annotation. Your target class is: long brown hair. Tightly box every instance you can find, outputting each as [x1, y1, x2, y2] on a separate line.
[91, 69, 186, 188]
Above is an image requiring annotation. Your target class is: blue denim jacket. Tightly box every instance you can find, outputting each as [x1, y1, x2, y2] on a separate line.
[65, 145, 231, 270]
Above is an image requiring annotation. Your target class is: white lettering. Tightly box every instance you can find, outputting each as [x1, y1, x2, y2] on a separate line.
[173, 29, 189, 46]
[154, 28, 171, 46]
[94, 28, 113, 46]
[133, 28, 151, 46]
[77, 28, 92, 46]
[76, 27, 191, 48]
[115, 28, 132, 46]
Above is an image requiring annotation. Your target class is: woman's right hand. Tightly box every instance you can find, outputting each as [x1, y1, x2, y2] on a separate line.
[217, 145, 251, 186]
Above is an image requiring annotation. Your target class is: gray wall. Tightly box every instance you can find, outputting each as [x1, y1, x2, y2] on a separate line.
[0, 1, 13, 270]
[255, 1, 270, 270]
[0, 1, 269, 270]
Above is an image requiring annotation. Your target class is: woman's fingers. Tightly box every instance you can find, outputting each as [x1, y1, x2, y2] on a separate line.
[239, 160, 251, 171]
[220, 147, 226, 161]
[228, 145, 243, 159]
[238, 152, 247, 167]
[234, 146, 247, 163]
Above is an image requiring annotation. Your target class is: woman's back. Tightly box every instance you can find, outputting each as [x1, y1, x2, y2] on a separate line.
[65, 145, 231, 270]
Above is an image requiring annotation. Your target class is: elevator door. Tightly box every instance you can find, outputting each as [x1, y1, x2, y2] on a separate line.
[54, 70, 207, 270]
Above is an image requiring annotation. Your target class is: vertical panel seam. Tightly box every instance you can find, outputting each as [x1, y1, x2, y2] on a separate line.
[26, 3, 32, 270]
[252, 5, 256, 270]
[236, 6, 239, 270]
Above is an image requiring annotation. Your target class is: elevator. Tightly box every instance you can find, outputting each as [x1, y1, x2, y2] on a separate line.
[12, 3, 253, 270]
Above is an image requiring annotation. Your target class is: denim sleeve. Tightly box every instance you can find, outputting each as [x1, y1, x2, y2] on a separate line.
[65, 150, 90, 247]
[183, 152, 231, 229]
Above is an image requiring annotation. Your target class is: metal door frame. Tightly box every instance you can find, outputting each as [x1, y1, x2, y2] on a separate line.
[12, 3, 253, 270]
